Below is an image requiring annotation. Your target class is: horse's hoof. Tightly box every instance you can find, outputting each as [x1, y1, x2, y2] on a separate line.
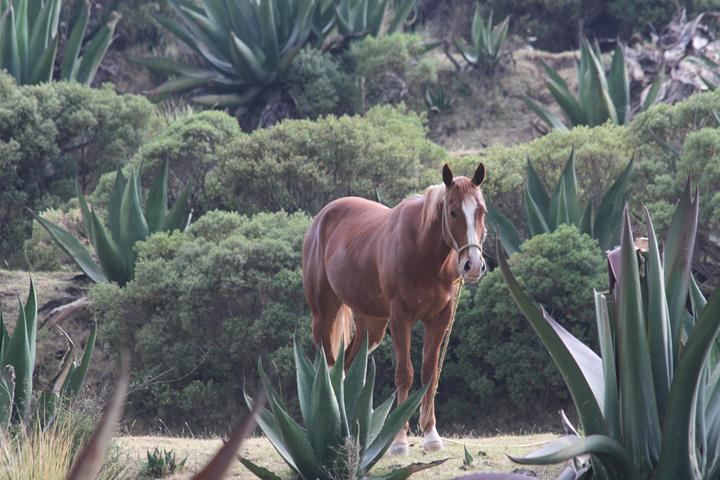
[422, 439, 444, 452]
[388, 442, 409, 456]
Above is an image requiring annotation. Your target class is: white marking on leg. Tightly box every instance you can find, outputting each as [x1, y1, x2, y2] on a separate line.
[423, 426, 444, 452]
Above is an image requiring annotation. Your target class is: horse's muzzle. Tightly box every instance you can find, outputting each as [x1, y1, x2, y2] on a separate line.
[459, 257, 487, 283]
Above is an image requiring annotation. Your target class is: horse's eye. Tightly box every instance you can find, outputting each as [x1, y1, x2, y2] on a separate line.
[450, 210, 457, 218]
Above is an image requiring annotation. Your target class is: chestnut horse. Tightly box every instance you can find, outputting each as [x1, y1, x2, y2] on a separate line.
[302, 163, 487, 455]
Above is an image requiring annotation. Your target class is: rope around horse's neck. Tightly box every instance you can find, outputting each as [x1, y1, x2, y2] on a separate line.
[432, 276, 464, 403]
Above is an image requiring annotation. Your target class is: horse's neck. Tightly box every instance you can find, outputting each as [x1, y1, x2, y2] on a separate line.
[411, 201, 454, 274]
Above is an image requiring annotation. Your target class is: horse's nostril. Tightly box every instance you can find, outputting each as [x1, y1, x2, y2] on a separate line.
[463, 260, 471, 272]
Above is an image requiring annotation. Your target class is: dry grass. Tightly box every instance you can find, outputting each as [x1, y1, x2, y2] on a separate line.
[117, 433, 565, 479]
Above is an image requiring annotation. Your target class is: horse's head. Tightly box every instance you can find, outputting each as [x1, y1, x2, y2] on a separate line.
[441, 162, 487, 282]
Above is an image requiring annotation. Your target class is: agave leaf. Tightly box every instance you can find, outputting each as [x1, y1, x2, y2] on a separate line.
[549, 148, 580, 227]
[161, 182, 192, 232]
[309, 348, 343, 462]
[29, 35, 57, 84]
[615, 207, 661, 476]
[643, 207, 672, 420]
[542, 62, 586, 126]
[594, 290, 619, 440]
[355, 358, 376, 448]
[607, 45, 629, 125]
[524, 188, 550, 237]
[579, 200, 592, 236]
[32, 212, 107, 283]
[294, 339, 315, 426]
[76, 184, 95, 246]
[368, 393, 394, 446]
[62, 321, 96, 398]
[60, 0, 89, 80]
[594, 157, 633, 252]
[497, 241, 607, 435]
[655, 290, 720, 480]
[526, 159, 550, 216]
[361, 383, 429, 472]
[642, 71, 664, 112]
[145, 159, 170, 233]
[118, 170, 150, 277]
[509, 434, 639, 478]
[267, 388, 323, 479]
[244, 391, 300, 474]
[4, 294, 33, 421]
[90, 211, 128, 286]
[524, 97, 569, 131]
[330, 340, 350, 437]
[371, 458, 449, 480]
[486, 201, 522, 256]
[387, 0, 415, 34]
[108, 166, 127, 242]
[345, 333, 369, 419]
[15, 0, 27, 78]
[663, 180, 699, 361]
[75, 11, 118, 86]
[26, 0, 56, 74]
[238, 457, 283, 480]
[1, 4, 20, 81]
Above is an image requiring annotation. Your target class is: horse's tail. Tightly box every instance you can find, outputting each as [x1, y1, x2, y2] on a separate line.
[333, 304, 354, 360]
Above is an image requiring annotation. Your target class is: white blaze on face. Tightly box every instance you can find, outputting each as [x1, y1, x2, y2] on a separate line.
[461, 197, 483, 278]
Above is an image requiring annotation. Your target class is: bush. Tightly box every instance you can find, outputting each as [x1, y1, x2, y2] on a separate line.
[207, 104, 448, 214]
[348, 33, 437, 111]
[437, 124, 632, 231]
[630, 89, 720, 229]
[89, 210, 314, 432]
[285, 48, 356, 118]
[440, 225, 606, 426]
[0, 73, 158, 265]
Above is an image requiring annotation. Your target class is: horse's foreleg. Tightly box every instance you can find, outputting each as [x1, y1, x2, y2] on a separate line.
[388, 306, 414, 456]
[419, 301, 453, 452]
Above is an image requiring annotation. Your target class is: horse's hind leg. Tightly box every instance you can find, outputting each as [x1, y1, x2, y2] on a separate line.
[344, 313, 389, 369]
[308, 288, 346, 365]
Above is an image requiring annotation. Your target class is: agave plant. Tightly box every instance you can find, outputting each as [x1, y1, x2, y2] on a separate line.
[487, 147, 633, 255]
[335, 0, 416, 38]
[526, 39, 662, 130]
[498, 181, 720, 479]
[0, 278, 95, 428]
[453, 6, 509, 73]
[34, 159, 191, 287]
[0, 0, 118, 85]
[242, 337, 445, 479]
[424, 85, 453, 114]
[139, 0, 317, 108]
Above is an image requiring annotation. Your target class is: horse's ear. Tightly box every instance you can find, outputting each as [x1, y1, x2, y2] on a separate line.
[472, 162, 486, 186]
[442, 163, 454, 187]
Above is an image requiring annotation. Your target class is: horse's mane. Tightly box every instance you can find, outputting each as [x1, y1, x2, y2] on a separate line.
[420, 184, 446, 232]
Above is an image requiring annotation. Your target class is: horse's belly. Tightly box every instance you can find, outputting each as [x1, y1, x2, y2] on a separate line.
[326, 254, 389, 318]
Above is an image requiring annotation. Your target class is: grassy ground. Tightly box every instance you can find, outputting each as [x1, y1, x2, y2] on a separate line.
[117, 433, 565, 479]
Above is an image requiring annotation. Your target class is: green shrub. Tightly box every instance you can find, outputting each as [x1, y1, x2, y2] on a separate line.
[285, 48, 356, 118]
[23, 207, 85, 272]
[630, 89, 720, 229]
[441, 225, 606, 424]
[0, 73, 158, 265]
[131, 111, 243, 215]
[207, 104, 448, 214]
[348, 33, 437, 110]
[438, 124, 632, 231]
[89, 210, 314, 432]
